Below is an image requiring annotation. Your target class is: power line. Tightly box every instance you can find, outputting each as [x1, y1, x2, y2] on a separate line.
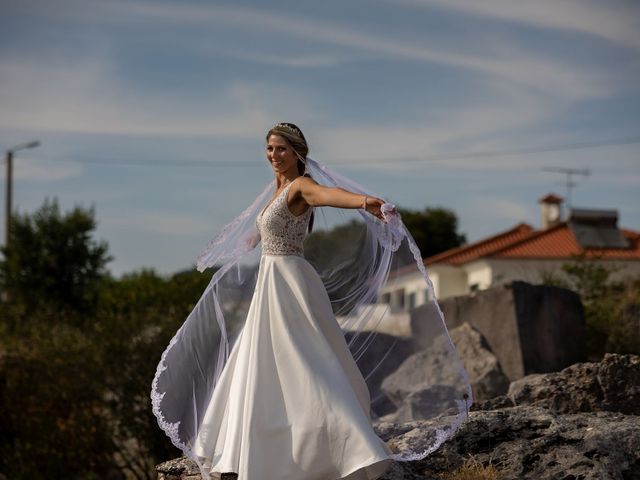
[5, 136, 640, 168]
[343, 136, 640, 166]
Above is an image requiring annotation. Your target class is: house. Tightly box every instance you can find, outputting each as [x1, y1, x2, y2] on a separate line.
[380, 193, 640, 309]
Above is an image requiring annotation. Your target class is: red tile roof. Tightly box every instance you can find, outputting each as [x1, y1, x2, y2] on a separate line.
[425, 222, 640, 265]
[424, 223, 535, 266]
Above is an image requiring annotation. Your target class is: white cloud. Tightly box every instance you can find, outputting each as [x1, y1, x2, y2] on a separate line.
[213, 49, 346, 68]
[313, 83, 560, 169]
[2, 0, 630, 151]
[0, 55, 316, 137]
[398, 0, 640, 50]
[129, 1, 618, 100]
[19, 0, 623, 100]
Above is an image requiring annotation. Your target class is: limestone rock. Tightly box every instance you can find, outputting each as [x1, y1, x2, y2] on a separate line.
[508, 353, 640, 415]
[418, 281, 586, 381]
[158, 407, 640, 480]
[379, 345, 467, 422]
[379, 323, 507, 422]
[156, 456, 237, 480]
[156, 355, 640, 479]
[344, 331, 417, 417]
[449, 322, 509, 401]
[400, 406, 640, 480]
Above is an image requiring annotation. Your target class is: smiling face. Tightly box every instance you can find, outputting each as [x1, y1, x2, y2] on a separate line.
[266, 134, 298, 175]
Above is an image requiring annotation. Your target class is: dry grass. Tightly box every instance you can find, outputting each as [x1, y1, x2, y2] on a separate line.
[437, 456, 502, 480]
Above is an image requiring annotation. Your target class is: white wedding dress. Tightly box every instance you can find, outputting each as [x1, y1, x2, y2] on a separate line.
[192, 177, 394, 479]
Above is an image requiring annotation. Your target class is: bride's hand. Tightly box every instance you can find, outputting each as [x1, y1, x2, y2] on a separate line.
[364, 197, 395, 223]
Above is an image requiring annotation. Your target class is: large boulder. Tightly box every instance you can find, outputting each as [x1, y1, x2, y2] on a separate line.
[507, 353, 640, 415]
[449, 323, 509, 401]
[379, 323, 508, 422]
[378, 346, 467, 422]
[415, 281, 586, 381]
[344, 330, 417, 417]
[377, 406, 640, 480]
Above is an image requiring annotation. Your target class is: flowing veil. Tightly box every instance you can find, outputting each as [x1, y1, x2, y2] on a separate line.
[150, 156, 472, 474]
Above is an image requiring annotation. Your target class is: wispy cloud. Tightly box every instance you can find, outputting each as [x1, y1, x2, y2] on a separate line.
[123, 1, 619, 100]
[0, 55, 315, 137]
[2, 0, 629, 148]
[396, 0, 640, 50]
[2, 0, 638, 274]
[213, 49, 346, 68]
[19, 0, 623, 100]
[315, 83, 559, 168]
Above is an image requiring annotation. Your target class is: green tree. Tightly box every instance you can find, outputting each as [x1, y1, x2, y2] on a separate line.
[95, 268, 212, 479]
[397, 206, 466, 258]
[0, 197, 112, 320]
[0, 320, 120, 479]
[305, 219, 365, 271]
[304, 207, 465, 266]
[0, 198, 217, 478]
[0, 198, 117, 478]
[542, 254, 639, 358]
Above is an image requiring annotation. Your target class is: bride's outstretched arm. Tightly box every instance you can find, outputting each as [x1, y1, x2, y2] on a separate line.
[296, 176, 394, 222]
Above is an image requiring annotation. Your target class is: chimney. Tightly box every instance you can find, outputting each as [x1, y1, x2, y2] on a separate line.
[538, 193, 564, 229]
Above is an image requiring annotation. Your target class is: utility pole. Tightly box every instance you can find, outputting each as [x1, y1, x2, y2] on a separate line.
[4, 141, 40, 251]
[541, 166, 590, 210]
[5, 150, 12, 251]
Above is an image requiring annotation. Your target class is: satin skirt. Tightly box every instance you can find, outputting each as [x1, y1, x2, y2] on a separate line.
[193, 254, 393, 480]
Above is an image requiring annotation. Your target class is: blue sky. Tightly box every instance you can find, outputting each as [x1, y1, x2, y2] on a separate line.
[1, 0, 639, 276]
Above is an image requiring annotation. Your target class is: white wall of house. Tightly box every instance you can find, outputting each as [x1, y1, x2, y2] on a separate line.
[489, 258, 640, 286]
[463, 260, 493, 292]
[427, 264, 468, 299]
[380, 257, 640, 308]
[380, 270, 428, 312]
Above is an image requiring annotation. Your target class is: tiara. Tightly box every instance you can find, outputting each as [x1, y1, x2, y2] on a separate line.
[273, 123, 303, 138]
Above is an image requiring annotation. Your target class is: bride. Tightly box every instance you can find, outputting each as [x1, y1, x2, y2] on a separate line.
[151, 123, 471, 479]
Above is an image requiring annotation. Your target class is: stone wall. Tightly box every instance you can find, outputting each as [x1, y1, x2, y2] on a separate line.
[411, 281, 586, 381]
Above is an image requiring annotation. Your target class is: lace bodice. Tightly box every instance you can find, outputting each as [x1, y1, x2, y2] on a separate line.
[256, 178, 313, 257]
[256, 180, 312, 256]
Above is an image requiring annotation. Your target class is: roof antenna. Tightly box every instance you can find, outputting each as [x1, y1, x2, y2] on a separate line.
[541, 167, 590, 210]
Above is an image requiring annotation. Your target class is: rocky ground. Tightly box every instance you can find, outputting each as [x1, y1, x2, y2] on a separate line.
[378, 406, 639, 479]
[156, 353, 640, 479]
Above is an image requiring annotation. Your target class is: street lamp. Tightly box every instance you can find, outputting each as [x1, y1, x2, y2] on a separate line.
[5, 140, 41, 249]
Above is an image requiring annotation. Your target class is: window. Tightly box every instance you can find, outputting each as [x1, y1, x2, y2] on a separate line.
[407, 292, 416, 310]
[424, 288, 432, 302]
[394, 289, 405, 309]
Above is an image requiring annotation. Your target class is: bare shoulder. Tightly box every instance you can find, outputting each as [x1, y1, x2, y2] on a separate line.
[292, 175, 319, 194]
[291, 176, 322, 207]
[295, 175, 319, 190]
[296, 175, 317, 186]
